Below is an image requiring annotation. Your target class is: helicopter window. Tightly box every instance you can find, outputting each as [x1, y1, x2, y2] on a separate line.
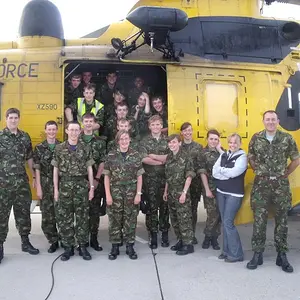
[204, 81, 239, 132]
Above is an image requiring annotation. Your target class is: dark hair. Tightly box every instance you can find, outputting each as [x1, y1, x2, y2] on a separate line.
[116, 102, 128, 110]
[207, 129, 220, 138]
[180, 122, 192, 131]
[83, 83, 96, 92]
[44, 120, 58, 129]
[107, 69, 117, 76]
[66, 121, 81, 130]
[6, 108, 20, 118]
[167, 134, 181, 143]
[117, 118, 130, 125]
[70, 74, 81, 80]
[151, 95, 164, 103]
[263, 110, 278, 119]
[114, 87, 127, 99]
[82, 112, 96, 122]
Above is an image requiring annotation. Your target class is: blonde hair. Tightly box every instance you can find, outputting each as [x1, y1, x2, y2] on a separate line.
[227, 133, 242, 144]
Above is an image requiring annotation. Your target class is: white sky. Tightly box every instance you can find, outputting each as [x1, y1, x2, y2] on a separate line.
[0, 0, 300, 41]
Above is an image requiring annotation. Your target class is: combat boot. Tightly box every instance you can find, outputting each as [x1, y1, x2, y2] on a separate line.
[90, 234, 103, 251]
[21, 235, 39, 255]
[126, 243, 138, 260]
[61, 247, 74, 261]
[176, 244, 194, 256]
[149, 232, 158, 249]
[161, 231, 169, 247]
[276, 252, 294, 273]
[202, 236, 211, 249]
[79, 245, 92, 261]
[108, 244, 120, 260]
[0, 243, 3, 264]
[48, 241, 59, 253]
[211, 236, 220, 250]
[246, 252, 263, 270]
[170, 240, 183, 251]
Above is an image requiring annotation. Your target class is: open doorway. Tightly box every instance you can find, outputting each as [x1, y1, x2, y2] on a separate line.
[64, 62, 168, 141]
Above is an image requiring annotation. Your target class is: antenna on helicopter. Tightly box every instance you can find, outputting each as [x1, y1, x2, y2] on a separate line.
[111, 6, 188, 61]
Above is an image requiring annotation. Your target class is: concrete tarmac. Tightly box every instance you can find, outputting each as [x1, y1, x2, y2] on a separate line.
[0, 203, 300, 300]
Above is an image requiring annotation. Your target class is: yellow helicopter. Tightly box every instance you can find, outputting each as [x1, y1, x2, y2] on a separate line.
[0, 0, 299, 224]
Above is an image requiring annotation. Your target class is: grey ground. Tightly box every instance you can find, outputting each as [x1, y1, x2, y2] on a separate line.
[0, 202, 300, 300]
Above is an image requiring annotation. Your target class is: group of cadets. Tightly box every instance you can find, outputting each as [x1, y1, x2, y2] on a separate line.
[0, 69, 299, 274]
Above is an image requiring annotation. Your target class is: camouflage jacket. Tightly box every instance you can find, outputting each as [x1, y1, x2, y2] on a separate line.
[103, 147, 145, 185]
[140, 134, 169, 175]
[64, 84, 82, 107]
[33, 139, 60, 178]
[197, 146, 221, 191]
[248, 129, 299, 176]
[165, 148, 196, 188]
[51, 141, 94, 177]
[130, 106, 151, 138]
[98, 82, 124, 106]
[128, 85, 152, 108]
[181, 141, 203, 171]
[79, 134, 106, 171]
[0, 128, 33, 177]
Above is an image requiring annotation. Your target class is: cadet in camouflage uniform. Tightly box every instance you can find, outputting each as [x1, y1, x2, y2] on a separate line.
[64, 74, 82, 107]
[128, 76, 152, 109]
[104, 130, 144, 260]
[164, 134, 195, 255]
[198, 129, 222, 250]
[140, 115, 170, 249]
[107, 118, 139, 153]
[180, 122, 203, 244]
[79, 113, 107, 251]
[151, 96, 168, 135]
[52, 121, 95, 261]
[0, 108, 39, 264]
[131, 92, 152, 139]
[98, 70, 124, 106]
[33, 121, 60, 253]
[247, 110, 299, 273]
[104, 103, 139, 143]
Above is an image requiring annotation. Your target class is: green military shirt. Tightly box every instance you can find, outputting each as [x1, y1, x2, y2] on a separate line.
[0, 128, 33, 177]
[130, 106, 151, 138]
[165, 148, 196, 187]
[51, 141, 94, 177]
[139, 134, 169, 175]
[103, 148, 145, 185]
[64, 84, 82, 107]
[128, 86, 152, 108]
[33, 140, 60, 178]
[98, 82, 124, 106]
[181, 141, 203, 170]
[248, 129, 299, 177]
[197, 146, 220, 191]
[79, 134, 106, 172]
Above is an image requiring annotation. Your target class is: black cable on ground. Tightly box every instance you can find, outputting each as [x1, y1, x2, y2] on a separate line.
[151, 249, 165, 300]
[44, 253, 62, 300]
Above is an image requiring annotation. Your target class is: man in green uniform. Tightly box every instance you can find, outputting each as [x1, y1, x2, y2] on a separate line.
[128, 76, 152, 109]
[0, 108, 39, 264]
[52, 121, 95, 261]
[247, 110, 299, 273]
[151, 96, 168, 135]
[98, 69, 124, 106]
[140, 115, 170, 248]
[79, 113, 106, 251]
[180, 122, 203, 244]
[33, 121, 60, 253]
[64, 74, 82, 107]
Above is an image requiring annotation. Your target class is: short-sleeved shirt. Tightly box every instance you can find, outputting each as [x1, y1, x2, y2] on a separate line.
[79, 134, 106, 172]
[33, 139, 60, 178]
[139, 134, 169, 175]
[51, 141, 94, 177]
[197, 146, 220, 191]
[0, 128, 33, 177]
[248, 129, 299, 176]
[165, 149, 196, 187]
[103, 147, 144, 185]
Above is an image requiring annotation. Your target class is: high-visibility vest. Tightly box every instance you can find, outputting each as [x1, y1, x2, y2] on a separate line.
[77, 98, 103, 127]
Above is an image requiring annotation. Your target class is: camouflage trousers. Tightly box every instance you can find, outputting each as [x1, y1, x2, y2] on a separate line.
[0, 176, 32, 242]
[40, 176, 59, 244]
[251, 176, 292, 253]
[203, 192, 221, 237]
[190, 178, 202, 233]
[144, 173, 170, 233]
[56, 178, 89, 247]
[107, 184, 139, 244]
[168, 187, 194, 245]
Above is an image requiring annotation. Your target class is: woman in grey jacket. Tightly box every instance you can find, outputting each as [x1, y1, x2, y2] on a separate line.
[212, 133, 248, 262]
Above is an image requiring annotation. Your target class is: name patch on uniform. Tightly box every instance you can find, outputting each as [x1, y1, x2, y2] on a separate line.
[0, 62, 39, 78]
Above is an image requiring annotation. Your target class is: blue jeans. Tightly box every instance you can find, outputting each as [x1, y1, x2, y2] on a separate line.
[216, 192, 244, 261]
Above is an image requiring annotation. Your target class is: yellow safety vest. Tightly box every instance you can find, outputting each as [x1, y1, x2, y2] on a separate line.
[77, 98, 103, 127]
